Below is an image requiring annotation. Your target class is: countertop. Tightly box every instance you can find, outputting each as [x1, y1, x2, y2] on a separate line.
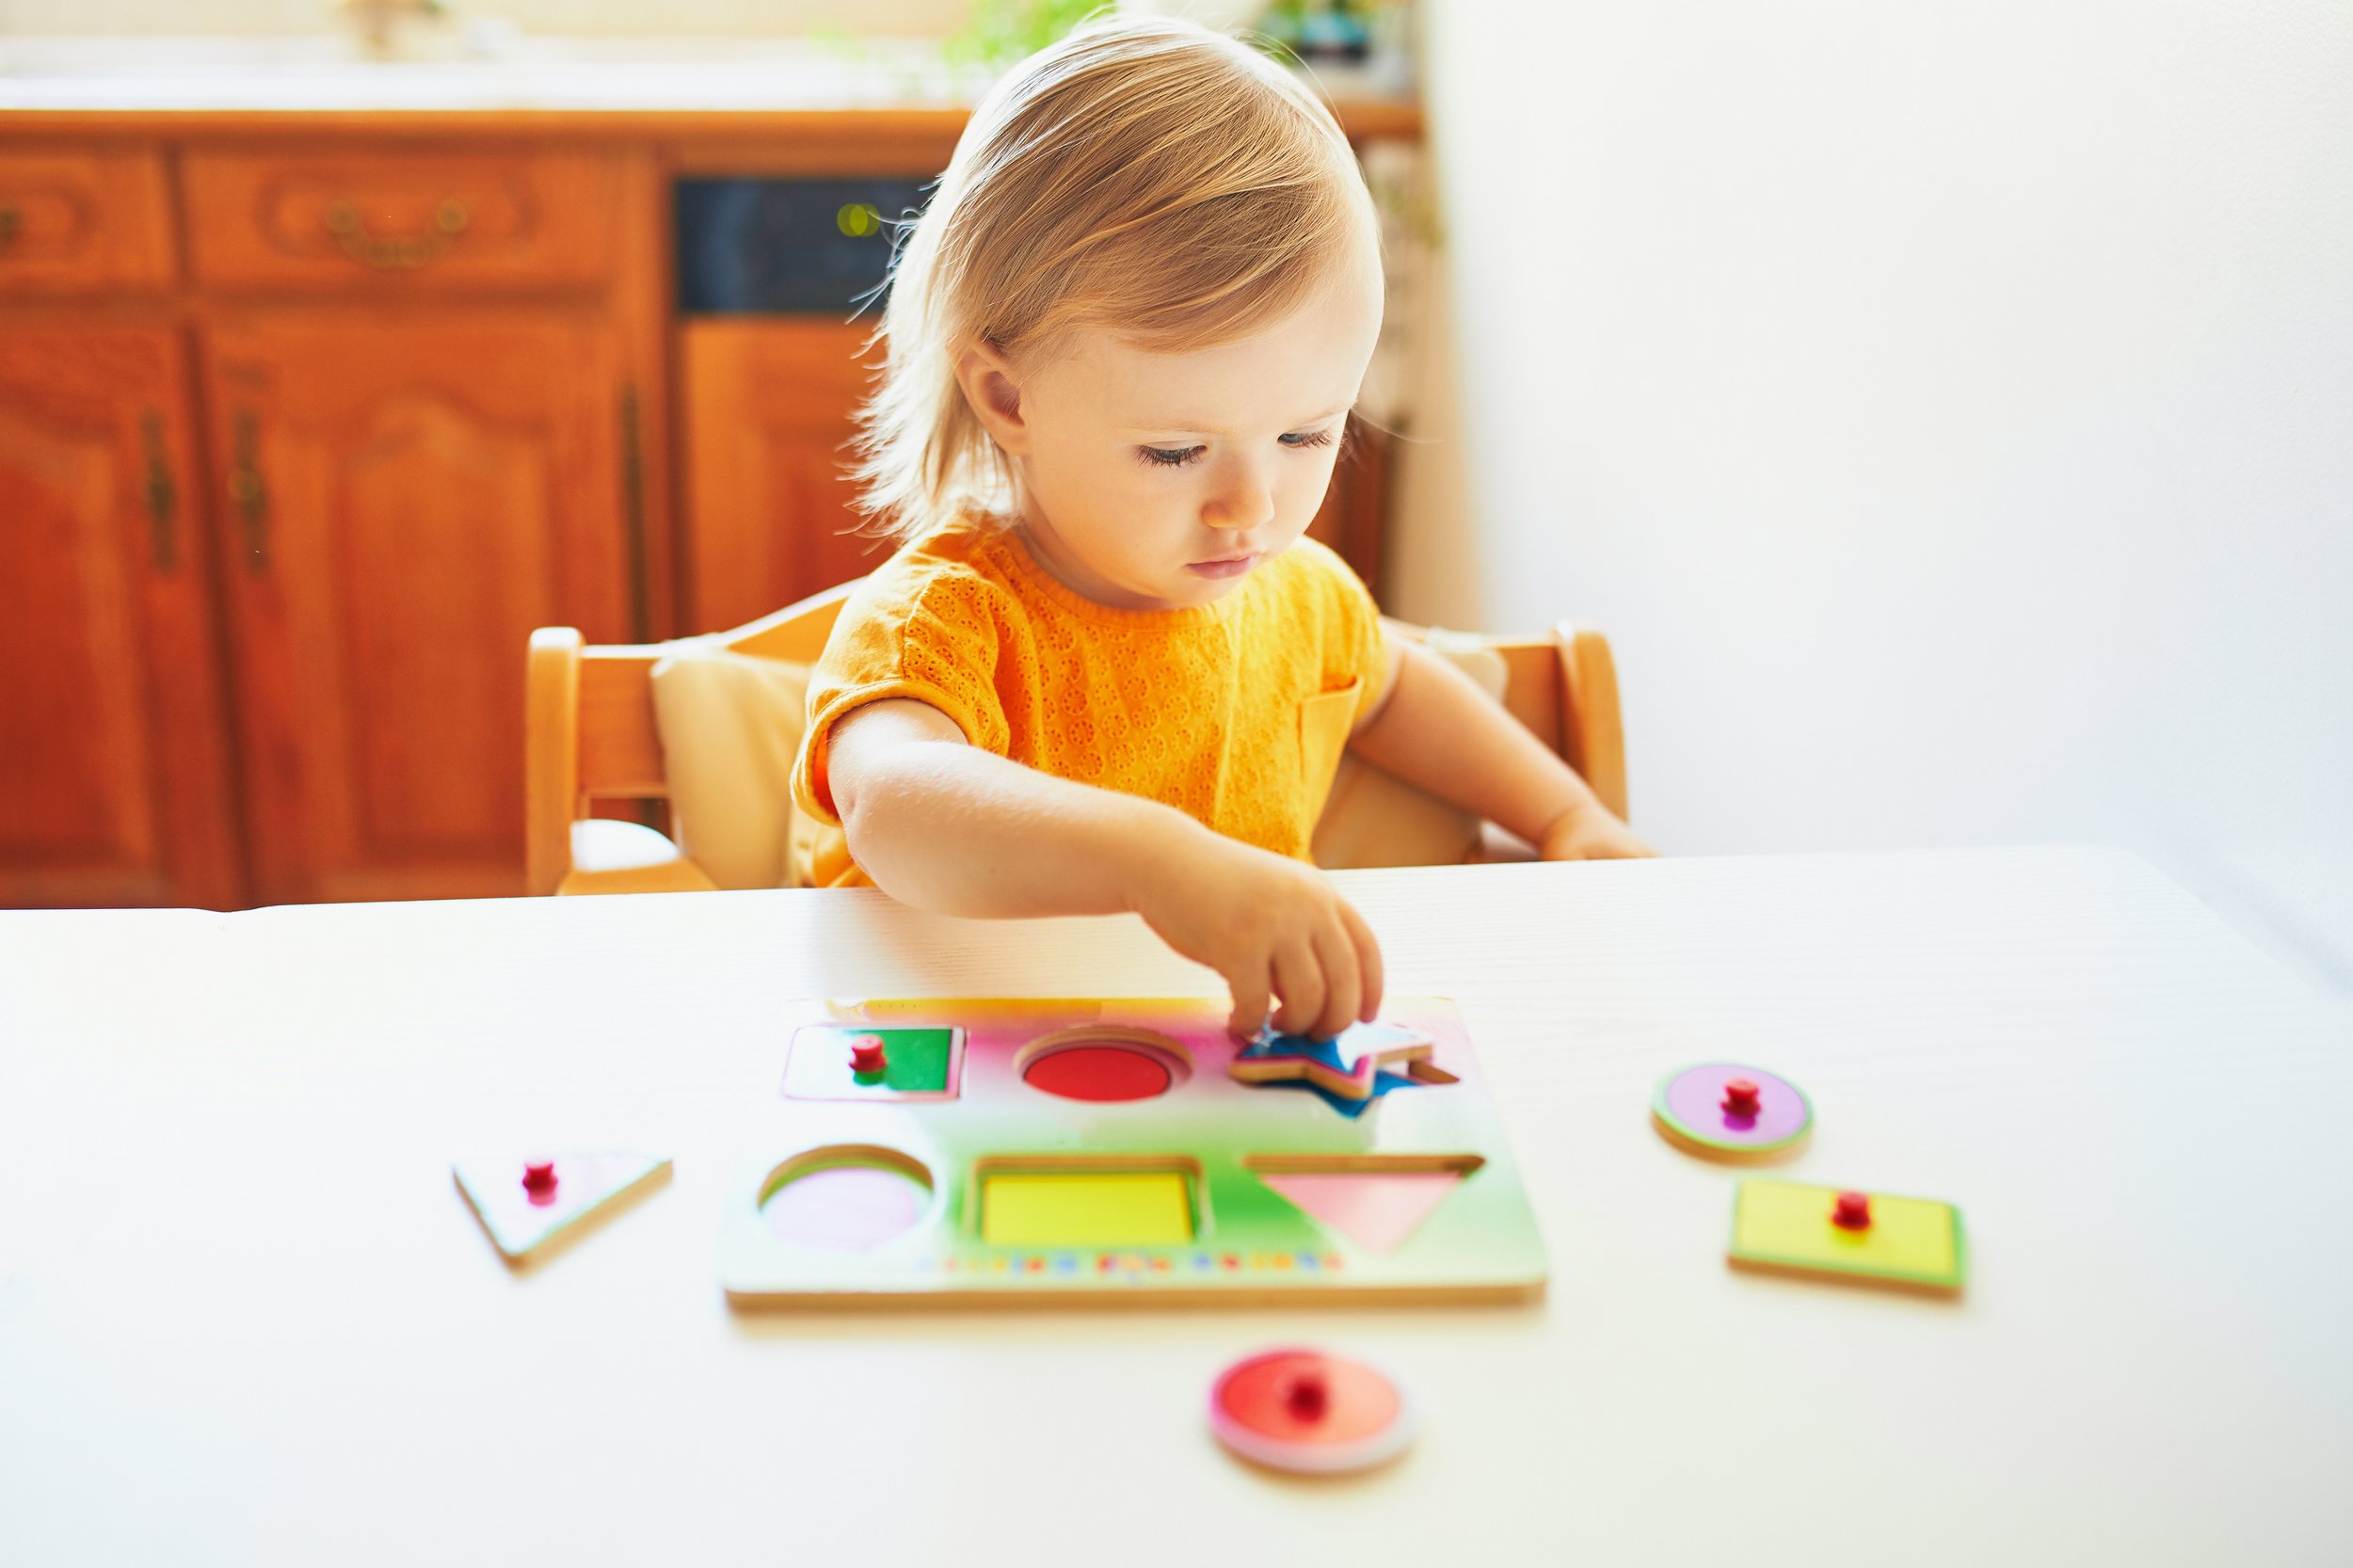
[0, 34, 1421, 136]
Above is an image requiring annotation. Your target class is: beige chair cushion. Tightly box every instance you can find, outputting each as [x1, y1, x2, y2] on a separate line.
[648, 644, 813, 890]
[561, 818, 722, 895]
[1312, 628, 1510, 871]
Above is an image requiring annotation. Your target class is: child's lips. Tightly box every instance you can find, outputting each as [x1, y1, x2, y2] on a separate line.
[1187, 551, 1261, 579]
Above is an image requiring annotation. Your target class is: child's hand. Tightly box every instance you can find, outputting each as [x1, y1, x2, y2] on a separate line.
[1537, 801, 1657, 861]
[1132, 829, 1384, 1042]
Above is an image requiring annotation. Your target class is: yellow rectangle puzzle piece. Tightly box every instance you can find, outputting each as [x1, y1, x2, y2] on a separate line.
[1729, 1179, 1966, 1292]
[980, 1171, 1195, 1248]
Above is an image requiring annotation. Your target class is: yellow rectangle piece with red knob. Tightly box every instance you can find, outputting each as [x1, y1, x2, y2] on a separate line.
[1729, 1179, 1967, 1293]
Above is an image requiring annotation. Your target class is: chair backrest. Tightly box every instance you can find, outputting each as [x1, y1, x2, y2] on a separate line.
[1389, 619, 1627, 821]
[524, 580, 857, 895]
[524, 579, 1625, 895]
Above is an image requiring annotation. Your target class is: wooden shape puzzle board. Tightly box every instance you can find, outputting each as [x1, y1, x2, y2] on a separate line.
[720, 998, 1548, 1307]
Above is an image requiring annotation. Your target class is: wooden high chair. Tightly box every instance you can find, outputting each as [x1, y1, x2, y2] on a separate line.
[524, 580, 1626, 896]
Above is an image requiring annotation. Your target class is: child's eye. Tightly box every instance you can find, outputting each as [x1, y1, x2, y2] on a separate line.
[1132, 428, 1339, 471]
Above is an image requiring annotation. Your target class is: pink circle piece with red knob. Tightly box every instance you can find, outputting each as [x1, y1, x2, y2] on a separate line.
[1209, 1349, 1415, 1475]
[1652, 1063, 1813, 1160]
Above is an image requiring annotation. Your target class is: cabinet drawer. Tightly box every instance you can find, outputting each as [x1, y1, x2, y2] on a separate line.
[0, 151, 175, 293]
[183, 152, 619, 291]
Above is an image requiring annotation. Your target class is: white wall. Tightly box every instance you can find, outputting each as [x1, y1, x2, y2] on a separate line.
[1401, 0, 2353, 990]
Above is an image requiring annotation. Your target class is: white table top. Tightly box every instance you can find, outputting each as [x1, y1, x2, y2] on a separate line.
[3, 848, 2348, 1565]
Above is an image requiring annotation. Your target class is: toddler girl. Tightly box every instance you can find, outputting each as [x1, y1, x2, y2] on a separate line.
[792, 14, 1649, 1043]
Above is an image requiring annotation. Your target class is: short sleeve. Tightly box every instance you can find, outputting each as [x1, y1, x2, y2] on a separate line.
[790, 571, 1012, 827]
[1311, 541, 1393, 726]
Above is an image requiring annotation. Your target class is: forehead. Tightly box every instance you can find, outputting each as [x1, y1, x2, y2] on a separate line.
[1045, 250, 1385, 432]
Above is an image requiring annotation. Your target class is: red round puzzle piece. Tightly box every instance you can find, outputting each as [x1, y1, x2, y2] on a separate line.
[1209, 1350, 1413, 1475]
[1832, 1191, 1873, 1230]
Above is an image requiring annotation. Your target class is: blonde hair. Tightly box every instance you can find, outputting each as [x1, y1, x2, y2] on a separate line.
[849, 10, 1379, 541]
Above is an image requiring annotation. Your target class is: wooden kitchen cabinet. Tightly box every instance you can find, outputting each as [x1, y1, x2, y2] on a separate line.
[0, 325, 243, 909]
[680, 318, 890, 634]
[0, 148, 176, 294]
[200, 312, 638, 904]
[180, 150, 622, 293]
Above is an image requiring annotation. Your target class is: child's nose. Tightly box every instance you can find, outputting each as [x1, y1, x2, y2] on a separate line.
[1203, 469, 1275, 533]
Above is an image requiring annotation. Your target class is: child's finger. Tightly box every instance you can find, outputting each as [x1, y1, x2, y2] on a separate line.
[1269, 941, 1326, 1039]
[1307, 920, 1362, 1044]
[1226, 960, 1273, 1039]
[1339, 900, 1384, 1022]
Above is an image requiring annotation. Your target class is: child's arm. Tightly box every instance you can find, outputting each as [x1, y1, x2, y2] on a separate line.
[1348, 639, 1656, 859]
[826, 697, 1385, 1039]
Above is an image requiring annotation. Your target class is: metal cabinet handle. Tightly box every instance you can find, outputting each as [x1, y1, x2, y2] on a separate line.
[140, 409, 179, 573]
[320, 196, 470, 270]
[229, 408, 269, 572]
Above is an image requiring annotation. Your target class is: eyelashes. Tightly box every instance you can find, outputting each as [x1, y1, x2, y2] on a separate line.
[1135, 426, 1340, 471]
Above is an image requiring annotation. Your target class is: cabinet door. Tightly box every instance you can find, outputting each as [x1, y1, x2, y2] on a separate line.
[0, 325, 242, 908]
[680, 319, 891, 634]
[203, 313, 634, 904]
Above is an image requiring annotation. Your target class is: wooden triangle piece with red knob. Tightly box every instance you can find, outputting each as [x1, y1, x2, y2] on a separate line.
[453, 1151, 672, 1265]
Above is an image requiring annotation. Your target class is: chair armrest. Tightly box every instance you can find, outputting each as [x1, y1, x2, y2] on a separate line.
[525, 627, 584, 896]
[1553, 624, 1628, 822]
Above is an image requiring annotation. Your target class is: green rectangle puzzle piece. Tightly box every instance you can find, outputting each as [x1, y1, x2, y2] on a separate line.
[783, 1025, 958, 1099]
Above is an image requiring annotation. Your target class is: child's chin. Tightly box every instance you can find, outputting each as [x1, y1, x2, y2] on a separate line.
[1175, 574, 1250, 606]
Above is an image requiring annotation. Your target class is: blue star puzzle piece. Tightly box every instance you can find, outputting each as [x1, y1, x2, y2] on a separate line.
[1228, 1021, 1439, 1114]
[1257, 1067, 1424, 1118]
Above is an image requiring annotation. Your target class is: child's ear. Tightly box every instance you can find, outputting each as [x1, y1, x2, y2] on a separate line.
[953, 335, 1032, 456]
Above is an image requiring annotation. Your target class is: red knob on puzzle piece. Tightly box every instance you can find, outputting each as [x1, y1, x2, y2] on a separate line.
[1721, 1077, 1762, 1116]
[1832, 1191, 1872, 1230]
[849, 1033, 888, 1073]
[522, 1160, 558, 1196]
[1283, 1370, 1330, 1422]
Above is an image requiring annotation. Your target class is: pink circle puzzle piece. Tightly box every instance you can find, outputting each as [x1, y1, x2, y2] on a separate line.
[1652, 1063, 1813, 1160]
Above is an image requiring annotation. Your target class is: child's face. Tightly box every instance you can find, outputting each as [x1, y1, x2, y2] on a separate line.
[963, 240, 1385, 612]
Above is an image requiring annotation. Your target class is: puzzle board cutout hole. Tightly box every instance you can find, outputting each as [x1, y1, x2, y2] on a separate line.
[760, 1146, 934, 1252]
[1244, 1155, 1483, 1256]
[978, 1162, 1199, 1248]
[1016, 1027, 1192, 1103]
